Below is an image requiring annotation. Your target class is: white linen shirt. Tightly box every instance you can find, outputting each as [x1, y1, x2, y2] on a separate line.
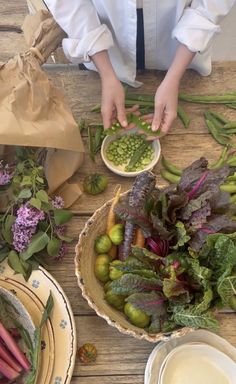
[44, 0, 235, 86]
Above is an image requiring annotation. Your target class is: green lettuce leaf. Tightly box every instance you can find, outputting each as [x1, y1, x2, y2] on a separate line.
[110, 274, 162, 296]
[171, 307, 219, 330]
[217, 276, 236, 305]
[172, 221, 191, 250]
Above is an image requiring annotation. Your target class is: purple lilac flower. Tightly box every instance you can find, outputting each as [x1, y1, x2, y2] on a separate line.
[0, 161, 13, 186]
[12, 223, 37, 253]
[15, 204, 45, 227]
[54, 225, 66, 236]
[54, 242, 68, 261]
[52, 196, 64, 209]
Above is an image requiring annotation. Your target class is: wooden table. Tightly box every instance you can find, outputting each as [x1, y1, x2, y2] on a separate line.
[1, 2, 236, 383]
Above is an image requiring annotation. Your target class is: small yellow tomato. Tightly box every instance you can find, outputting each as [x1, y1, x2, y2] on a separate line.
[124, 302, 150, 328]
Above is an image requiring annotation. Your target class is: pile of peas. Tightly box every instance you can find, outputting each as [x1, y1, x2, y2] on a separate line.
[106, 134, 154, 172]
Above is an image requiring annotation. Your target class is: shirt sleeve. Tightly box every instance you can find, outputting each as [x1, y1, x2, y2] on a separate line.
[44, 0, 114, 63]
[172, 0, 236, 53]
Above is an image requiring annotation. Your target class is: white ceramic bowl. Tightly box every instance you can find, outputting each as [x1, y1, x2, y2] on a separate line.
[101, 129, 161, 177]
[159, 343, 236, 384]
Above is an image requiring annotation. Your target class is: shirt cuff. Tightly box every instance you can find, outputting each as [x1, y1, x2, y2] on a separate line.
[62, 24, 114, 63]
[172, 8, 221, 53]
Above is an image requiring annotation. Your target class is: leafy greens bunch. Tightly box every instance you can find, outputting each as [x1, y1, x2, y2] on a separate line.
[0, 148, 73, 280]
[109, 160, 236, 331]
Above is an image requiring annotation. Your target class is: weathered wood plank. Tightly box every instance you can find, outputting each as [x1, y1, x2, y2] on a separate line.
[71, 375, 144, 384]
[71, 314, 236, 377]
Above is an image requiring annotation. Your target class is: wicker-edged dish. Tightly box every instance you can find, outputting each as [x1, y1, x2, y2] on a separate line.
[75, 193, 193, 343]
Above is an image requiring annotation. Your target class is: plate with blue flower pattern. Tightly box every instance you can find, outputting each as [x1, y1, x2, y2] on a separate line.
[0, 259, 77, 384]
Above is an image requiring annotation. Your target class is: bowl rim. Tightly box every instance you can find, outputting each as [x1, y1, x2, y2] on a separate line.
[74, 191, 193, 343]
[101, 130, 161, 177]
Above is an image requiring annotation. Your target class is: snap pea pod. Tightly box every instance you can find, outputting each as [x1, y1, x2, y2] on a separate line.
[204, 111, 225, 131]
[94, 125, 105, 153]
[179, 93, 236, 104]
[161, 156, 182, 176]
[227, 173, 236, 181]
[205, 119, 232, 146]
[226, 104, 236, 110]
[230, 194, 236, 203]
[226, 156, 236, 166]
[88, 125, 95, 161]
[177, 105, 190, 129]
[207, 111, 229, 125]
[223, 128, 236, 134]
[220, 184, 236, 193]
[208, 146, 228, 169]
[126, 93, 154, 102]
[223, 121, 236, 129]
[160, 169, 181, 184]
[125, 141, 149, 171]
[106, 113, 161, 137]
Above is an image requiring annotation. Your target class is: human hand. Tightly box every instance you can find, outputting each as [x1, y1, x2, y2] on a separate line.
[101, 75, 127, 129]
[151, 78, 179, 134]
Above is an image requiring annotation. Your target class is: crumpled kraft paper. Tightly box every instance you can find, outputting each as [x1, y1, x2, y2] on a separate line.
[0, 10, 84, 207]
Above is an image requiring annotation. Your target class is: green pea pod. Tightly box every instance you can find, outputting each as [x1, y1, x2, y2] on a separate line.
[205, 119, 232, 146]
[220, 184, 236, 194]
[208, 146, 228, 169]
[230, 194, 236, 203]
[161, 156, 182, 176]
[207, 111, 229, 125]
[223, 128, 236, 134]
[226, 156, 236, 166]
[160, 169, 181, 184]
[88, 126, 95, 161]
[94, 126, 104, 153]
[204, 112, 224, 131]
[223, 121, 236, 129]
[226, 104, 236, 110]
[177, 105, 190, 129]
[126, 141, 149, 171]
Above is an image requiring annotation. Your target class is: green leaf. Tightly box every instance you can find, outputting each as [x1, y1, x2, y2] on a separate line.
[18, 188, 32, 199]
[40, 292, 54, 327]
[53, 209, 73, 225]
[1, 214, 15, 244]
[110, 274, 162, 296]
[217, 275, 236, 305]
[188, 258, 212, 288]
[163, 268, 190, 302]
[36, 176, 44, 184]
[132, 245, 164, 262]
[57, 234, 73, 243]
[8, 250, 28, 277]
[172, 221, 191, 250]
[21, 176, 32, 186]
[20, 231, 50, 261]
[36, 190, 49, 203]
[192, 287, 213, 314]
[172, 307, 219, 330]
[47, 237, 62, 257]
[29, 197, 42, 210]
[0, 247, 9, 262]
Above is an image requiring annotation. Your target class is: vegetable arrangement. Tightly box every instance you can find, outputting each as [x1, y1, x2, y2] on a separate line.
[94, 162, 236, 333]
[0, 292, 53, 383]
[0, 148, 73, 280]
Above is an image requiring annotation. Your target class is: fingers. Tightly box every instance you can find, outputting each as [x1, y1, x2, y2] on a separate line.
[116, 101, 128, 127]
[101, 103, 114, 129]
[126, 104, 140, 113]
[152, 103, 164, 132]
[160, 111, 177, 134]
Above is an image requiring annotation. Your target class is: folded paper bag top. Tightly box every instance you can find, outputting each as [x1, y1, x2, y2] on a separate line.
[0, 10, 85, 206]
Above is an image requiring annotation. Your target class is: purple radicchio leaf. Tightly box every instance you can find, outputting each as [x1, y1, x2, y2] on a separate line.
[178, 157, 208, 192]
[110, 274, 162, 296]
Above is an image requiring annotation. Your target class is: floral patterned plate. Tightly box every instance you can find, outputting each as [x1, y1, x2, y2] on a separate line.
[0, 259, 77, 384]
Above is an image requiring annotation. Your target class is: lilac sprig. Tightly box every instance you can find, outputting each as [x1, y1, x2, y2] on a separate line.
[0, 161, 13, 187]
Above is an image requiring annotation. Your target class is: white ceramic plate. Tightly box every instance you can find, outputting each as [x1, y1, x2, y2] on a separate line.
[144, 330, 236, 384]
[101, 129, 161, 177]
[0, 259, 77, 384]
[159, 343, 236, 384]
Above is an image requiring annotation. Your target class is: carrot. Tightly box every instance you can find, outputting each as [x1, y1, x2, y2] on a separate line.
[109, 245, 117, 260]
[134, 228, 145, 248]
[106, 185, 121, 233]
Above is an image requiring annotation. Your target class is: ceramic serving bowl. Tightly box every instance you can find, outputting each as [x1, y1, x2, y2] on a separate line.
[101, 129, 161, 177]
[75, 192, 192, 343]
[159, 343, 236, 384]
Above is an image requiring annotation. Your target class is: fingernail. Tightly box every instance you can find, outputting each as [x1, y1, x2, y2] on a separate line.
[152, 124, 158, 132]
[122, 120, 128, 127]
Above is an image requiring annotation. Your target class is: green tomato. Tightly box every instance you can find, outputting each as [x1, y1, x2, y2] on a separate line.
[83, 173, 108, 195]
[109, 260, 124, 280]
[104, 280, 112, 292]
[94, 254, 110, 283]
[109, 224, 124, 245]
[105, 290, 125, 311]
[229, 295, 236, 311]
[95, 234, 112, 254]
[124, 302, 150, 328]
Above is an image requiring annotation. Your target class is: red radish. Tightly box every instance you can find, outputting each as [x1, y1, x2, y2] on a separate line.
[0, 356, 20, 381]
[0, 322, 30, 371]
[0, 342, 22, 373]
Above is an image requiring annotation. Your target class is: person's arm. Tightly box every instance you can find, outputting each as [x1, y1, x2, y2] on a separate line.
[152, 44, 195, 133]
[91, 51, 127, 128]
[152, 0, 236, 134]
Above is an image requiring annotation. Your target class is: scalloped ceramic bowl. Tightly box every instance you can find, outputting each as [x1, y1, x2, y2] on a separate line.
[75, 193, 193, 343]
[101, 129, 161, 177]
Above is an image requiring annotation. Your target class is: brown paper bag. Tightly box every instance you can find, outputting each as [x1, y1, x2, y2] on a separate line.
[0, 11, 84, 207]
